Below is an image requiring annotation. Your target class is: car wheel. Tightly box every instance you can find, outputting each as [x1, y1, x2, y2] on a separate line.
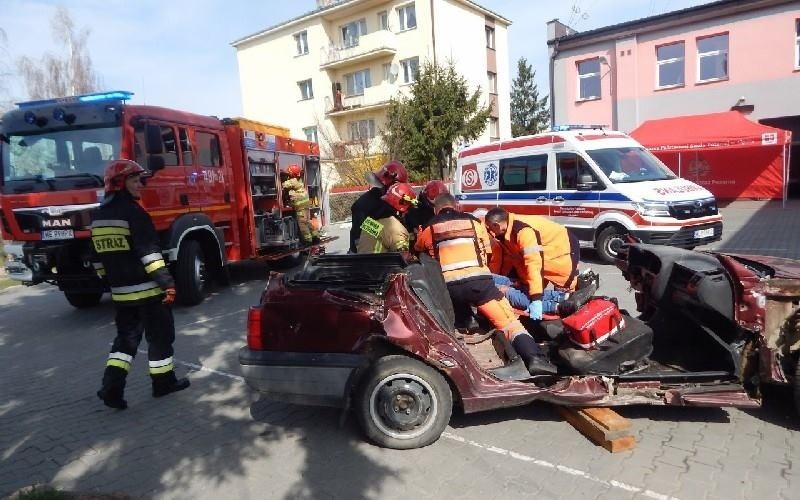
[175, 240, 207, 306]
[64, 290, 103, 308]
[357, 355, 452, 450]
[596, 226, 627, 264]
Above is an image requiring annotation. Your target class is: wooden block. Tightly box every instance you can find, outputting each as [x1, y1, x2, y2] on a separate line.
[556, 406, 636, 453]
[580, 407, 632, 433]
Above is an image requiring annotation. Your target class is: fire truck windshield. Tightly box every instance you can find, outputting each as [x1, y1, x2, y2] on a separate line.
[1, 125, 122, 193]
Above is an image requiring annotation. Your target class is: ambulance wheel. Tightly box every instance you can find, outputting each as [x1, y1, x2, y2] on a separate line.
[357, 355, 452, 450]
[596, 226, 627, 263]
[64, 290, 103, 308]
[176, 240, 207, 305]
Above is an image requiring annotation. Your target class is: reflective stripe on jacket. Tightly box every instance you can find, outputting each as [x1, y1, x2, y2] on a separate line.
[90, 191, 174, 305]
[414, 208, 492, 283]
[498, 213, 574, 299]
[282, 178, 310, 209]
[356, 215, 410, 253]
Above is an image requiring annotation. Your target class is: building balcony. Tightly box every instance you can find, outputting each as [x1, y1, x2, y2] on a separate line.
[326, 84, 393, 117]
[320, 30, 397, 70]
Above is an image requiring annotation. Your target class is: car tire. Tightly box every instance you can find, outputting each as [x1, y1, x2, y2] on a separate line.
[64, 290, 103, 308]
[175, 240, 207, 306]
[357, 355, 452, 450]
[596, 226, 627, 264]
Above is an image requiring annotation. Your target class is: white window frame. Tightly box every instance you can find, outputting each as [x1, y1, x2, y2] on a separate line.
[697, 33, 729, 83]
[341, 18, 367, 48]
[485, 26, 495, 49]
[382, 63, 392, 82]
[577, 58, 601, 100]
[397, 4, 417, 31]
[400, 57, 419, 84]
[655, 42, 685, 89]
[293, 31, 309, 56]
[795, 19, 800, 69]
[487, 71, 497, 94]
[298, 79, 313, 100]
[378, 11, 389, 31]
[303, 126, 318, 144]
[488, 117, 499, 140]
[344, 69, 371, 96]
[348, 119, 376, 142]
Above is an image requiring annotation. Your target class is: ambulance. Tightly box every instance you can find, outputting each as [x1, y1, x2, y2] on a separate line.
[454, 125, 722, 262]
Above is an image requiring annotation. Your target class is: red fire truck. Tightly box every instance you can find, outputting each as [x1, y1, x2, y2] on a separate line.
[0, 91, 331, 307]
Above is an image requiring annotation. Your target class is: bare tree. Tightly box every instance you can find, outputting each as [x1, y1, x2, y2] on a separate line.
[314, 116, 387, 188]
[16, 6, 101, 99]
[0, 28, 13, 112]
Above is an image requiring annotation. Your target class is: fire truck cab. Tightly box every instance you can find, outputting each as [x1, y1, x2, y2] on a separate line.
[0, 91, 326, 307]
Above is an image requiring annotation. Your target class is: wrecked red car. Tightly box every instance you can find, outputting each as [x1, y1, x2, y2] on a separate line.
[239, 245, 800, 449]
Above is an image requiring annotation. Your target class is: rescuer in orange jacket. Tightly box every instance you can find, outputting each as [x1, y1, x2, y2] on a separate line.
[484, 208, 580, 320]
[415, 193, 557, 375]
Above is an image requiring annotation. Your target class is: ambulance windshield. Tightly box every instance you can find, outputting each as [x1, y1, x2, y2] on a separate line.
[586, 147, 676, 184]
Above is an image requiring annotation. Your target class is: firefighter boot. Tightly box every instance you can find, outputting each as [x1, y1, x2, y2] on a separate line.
[97, 366, 128, 410]
[512, 334, 558, 375]
[152, 371, 191, 398]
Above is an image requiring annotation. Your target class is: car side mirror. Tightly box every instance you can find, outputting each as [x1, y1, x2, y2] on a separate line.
[145, 124, 163, 155]
[147, 155, 165, 172]
[576, 174, 596, 191]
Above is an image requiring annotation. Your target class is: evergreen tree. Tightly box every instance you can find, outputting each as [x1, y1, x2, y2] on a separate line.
[510, 57, 550, 137]
[382, 60, 492, 180]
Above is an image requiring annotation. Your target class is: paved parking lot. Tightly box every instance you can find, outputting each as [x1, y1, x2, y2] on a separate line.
[1, 200, 798, 499]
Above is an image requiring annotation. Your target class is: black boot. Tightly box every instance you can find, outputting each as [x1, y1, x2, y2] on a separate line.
[152, 372, 191, 398]
[512, 335, 558, 375]
[98, 365, 128, 409]
[557, 277, 599, 317]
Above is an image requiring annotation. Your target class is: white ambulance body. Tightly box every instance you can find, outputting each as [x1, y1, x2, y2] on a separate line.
[454, 126, 723, 262]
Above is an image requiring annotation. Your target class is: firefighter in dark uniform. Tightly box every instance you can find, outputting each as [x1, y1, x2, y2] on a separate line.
[404, 179, 449, 245]
[92, 159, 190, 409]
[349, 160, 408, 253]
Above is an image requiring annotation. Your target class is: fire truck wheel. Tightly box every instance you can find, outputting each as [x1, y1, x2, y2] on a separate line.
[357, 355, 452, 449]
[595, 226, 627, 264]
[176, 240, 207, 306]
[63, 290, 103, 308]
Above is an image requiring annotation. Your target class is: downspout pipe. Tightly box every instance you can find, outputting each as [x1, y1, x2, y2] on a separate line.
[549, 39, 559, 129]
[430, 0, 437, 66]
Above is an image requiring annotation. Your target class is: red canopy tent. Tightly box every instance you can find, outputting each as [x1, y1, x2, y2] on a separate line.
[630, 111, 792, 203]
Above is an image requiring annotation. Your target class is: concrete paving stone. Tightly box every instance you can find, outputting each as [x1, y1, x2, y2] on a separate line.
[637, 475, 681, 498]
[674, 476, 715, 500]
[687, 448, 725, 469]
[654, 447, 692, 472]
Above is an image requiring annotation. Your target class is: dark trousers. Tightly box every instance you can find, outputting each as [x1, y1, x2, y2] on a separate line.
[447, 276, 503, 328]
[102, 299, 176, 392]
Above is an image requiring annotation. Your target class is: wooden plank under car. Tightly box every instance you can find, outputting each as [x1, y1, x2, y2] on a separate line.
[556, 406, 636, 453]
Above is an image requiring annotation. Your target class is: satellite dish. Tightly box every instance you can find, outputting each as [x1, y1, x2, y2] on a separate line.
[389, 63, 400, 81]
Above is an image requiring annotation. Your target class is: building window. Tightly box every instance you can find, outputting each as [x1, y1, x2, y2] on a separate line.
[341, 18, 367, 47]
[487, 71, 497, 94]
[348, 119, 376, 141]
[656, 42, 685, 88]
[294, 31, 308, 56]
[488, 118, 499, 140]
[344, 69, 371, 96]
[196, 132, 223, 167]
[400, 57, 419, 84]
[383, 63, 392, 82]
[298, 79, 313, 100]
[303, 126, 318, 144]
[485, 26, 495, 49]
[398, 4, 417, 31]
[577, 58, 601, 100]
[697, 33, 729, 82]
[795, 19, 799, 68]
[378, 11, 389, 31]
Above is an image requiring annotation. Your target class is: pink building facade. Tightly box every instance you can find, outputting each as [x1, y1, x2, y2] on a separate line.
[547, 0, 800, 196]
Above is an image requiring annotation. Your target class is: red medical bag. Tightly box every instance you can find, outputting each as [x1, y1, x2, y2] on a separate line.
[562, 298, 625, 349]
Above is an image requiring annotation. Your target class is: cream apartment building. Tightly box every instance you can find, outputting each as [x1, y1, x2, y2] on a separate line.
[231, 0, 511, 179]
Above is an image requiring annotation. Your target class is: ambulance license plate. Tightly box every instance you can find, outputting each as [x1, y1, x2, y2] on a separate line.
[42, 229, 74, 241]
[693, 228, 714, 239]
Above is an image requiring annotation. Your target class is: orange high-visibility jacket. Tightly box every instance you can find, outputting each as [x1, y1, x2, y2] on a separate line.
[496, 213, 574, 299]
[414, 208, 493, 283]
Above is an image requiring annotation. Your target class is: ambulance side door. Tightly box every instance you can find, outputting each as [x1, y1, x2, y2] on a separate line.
[498, 153, 549, 216]
[551, 151, 604, 240]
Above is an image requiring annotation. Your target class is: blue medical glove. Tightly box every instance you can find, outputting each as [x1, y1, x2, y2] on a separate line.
[527, 300, 543, 320]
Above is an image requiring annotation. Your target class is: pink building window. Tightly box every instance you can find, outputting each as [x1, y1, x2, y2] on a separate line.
[697, 33, 729, 82]
[577, 58, 601, 100]
[795, 19, 800, 69]
[656, 42, 685, 88]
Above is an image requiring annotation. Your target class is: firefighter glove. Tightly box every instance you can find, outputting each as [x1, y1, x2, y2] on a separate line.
[163, 287, 177, 305]
[527, 300, 543, 321]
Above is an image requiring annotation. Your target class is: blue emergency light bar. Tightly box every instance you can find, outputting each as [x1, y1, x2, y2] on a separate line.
[551, 124, 608, 132]
[16, 90, 134, 109]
